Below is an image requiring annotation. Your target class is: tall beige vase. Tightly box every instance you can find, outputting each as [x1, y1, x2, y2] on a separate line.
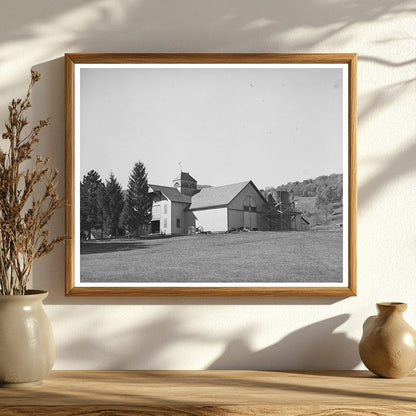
[359, 302, 416, 378]
[0, 290, 55, 387]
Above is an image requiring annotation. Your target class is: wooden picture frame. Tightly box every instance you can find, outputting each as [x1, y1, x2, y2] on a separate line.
[65, 53, 356, 296]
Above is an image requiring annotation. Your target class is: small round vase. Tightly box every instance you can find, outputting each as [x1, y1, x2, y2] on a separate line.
[0, 290, 55, 387]
[359, 302, 416, 378]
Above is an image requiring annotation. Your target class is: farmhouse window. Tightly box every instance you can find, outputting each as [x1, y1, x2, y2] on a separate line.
[176, 218, 181, 228]
[164, 204, 168, 214]
[163, 218, 167, 229]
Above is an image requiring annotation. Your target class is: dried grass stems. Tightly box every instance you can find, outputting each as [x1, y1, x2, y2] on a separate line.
[0, 71, 65, 295]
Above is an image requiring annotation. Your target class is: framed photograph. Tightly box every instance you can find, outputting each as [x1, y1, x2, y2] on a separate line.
[65, 53, 356, 296]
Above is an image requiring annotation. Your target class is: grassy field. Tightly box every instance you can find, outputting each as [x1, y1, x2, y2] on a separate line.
[80, 231, 343, 283]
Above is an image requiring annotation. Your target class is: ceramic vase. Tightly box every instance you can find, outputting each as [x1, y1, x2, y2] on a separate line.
[0, 290, 55, 387]
[359, 302, 416, 378]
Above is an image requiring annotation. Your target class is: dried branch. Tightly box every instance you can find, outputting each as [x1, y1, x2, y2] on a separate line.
[0, 71, 66, 295]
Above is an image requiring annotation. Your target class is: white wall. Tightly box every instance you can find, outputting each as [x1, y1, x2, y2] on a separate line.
[1, 0, 415, 370]
[194, 207, 228, 232]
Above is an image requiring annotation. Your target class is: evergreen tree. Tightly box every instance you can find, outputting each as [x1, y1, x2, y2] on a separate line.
[102, 173, 125, 238]
[122, 162, 152, 236]
[80, 170, 104, 239]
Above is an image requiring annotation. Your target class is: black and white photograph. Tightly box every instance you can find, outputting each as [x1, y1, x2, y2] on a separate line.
[66, 54, 356, 295]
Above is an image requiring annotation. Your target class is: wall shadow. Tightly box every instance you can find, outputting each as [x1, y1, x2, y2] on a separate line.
[207, 314, 360, 370]
[359, 138, 416, 210]
[53, 310, 359, 370]
[54, 309, 219, 369]
[1, 0, 413, 55]
[1, 1, 414, 97]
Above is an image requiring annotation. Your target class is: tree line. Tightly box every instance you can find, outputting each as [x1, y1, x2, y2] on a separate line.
[80, 162, 153, 240]
[272, 173, 343, 207]
[273, 173, 342, 200]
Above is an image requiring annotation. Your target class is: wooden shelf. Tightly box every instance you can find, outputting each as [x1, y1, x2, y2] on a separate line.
[1, 370, 415, 415]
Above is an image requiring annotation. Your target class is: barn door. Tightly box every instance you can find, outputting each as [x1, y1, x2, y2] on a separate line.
[243, 196, 257, 230]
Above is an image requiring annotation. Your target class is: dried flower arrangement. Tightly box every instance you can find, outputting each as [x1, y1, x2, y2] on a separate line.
[0, 71, 65, 295]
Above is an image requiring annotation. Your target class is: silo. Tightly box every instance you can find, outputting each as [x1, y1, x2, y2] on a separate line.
[263, 190, 293, 231]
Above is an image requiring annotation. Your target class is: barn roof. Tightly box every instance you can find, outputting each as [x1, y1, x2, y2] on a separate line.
[149, 184, 191, 203]
[190, 181, 260, 210]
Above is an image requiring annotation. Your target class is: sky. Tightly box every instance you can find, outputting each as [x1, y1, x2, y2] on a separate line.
[79, 65, 345, 190]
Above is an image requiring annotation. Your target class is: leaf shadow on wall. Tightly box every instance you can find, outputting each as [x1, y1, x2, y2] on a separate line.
[0, 0, 414, 96]
[207, 314, 360, 370]
[53, 308, 359, 370]
[54, 312, 214, 369]
[358, 138, 416, 210]
[356, 55, 416, 210]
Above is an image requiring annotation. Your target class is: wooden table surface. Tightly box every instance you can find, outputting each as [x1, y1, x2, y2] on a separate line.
[1, 370, 416, 415]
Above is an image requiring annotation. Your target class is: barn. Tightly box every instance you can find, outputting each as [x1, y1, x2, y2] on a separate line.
[189, 181, 267, 232]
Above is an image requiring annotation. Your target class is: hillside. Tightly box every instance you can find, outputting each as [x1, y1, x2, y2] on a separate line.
[267, 174, 343, 230]
[295, 196, 343, 230]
